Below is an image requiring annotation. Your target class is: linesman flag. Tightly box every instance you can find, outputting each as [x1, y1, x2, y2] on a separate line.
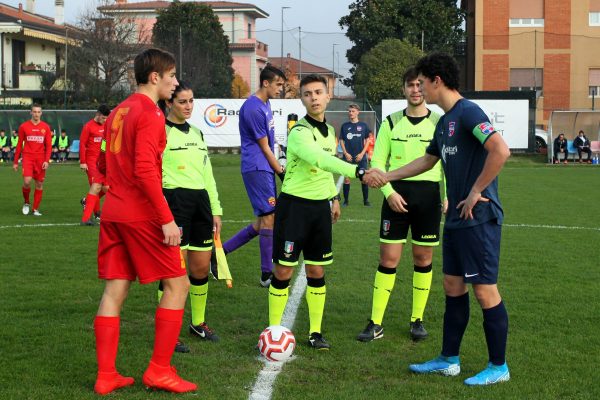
[211, 233, 233, 288]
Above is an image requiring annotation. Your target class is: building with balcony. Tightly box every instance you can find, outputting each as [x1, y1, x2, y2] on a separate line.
[0, 1, 73, 105]
[268, 54, 339, 98]
[98, 0, 270, 92]
[461, 0, 600, 128]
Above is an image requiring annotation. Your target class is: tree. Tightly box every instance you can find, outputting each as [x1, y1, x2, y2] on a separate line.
[231, 74, 250, 98]
[354, 38, 423, 104]
[153, 1, 234, 98]
[339, 0, 464, 91]
[67, 0, 144, 105]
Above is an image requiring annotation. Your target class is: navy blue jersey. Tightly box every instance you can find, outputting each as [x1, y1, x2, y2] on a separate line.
[339, 121, 370, 156]
[426, 98, 503, 230]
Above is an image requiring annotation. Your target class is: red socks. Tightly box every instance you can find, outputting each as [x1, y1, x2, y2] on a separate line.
[33, 189, 43, 211]
[22, 187, 31, 204]
[151, 308, 184, 367]
[94, 316, 120, 374]
[82, 193, 98, 222]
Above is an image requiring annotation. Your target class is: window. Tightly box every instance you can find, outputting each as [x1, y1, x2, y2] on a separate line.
[510, 68, 543, 94]
[509, 0, 543, 27]
[248, 23, 252, 39]
[590, 12, 600, 26]
[509, 18, 544, 27]
[589, 69, 600, 97]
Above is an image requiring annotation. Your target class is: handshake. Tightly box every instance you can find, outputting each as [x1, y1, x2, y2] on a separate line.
[356, 167, 388, 188]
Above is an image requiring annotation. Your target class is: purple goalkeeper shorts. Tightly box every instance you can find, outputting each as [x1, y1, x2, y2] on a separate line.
[242, 170, 277, 217]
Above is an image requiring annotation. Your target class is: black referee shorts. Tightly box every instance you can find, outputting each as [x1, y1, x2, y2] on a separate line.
[163, 188, 214, 251]
[380, 180, 441, 246]
[273, 193, 333, 267]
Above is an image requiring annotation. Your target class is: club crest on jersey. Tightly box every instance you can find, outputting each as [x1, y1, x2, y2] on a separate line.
[448, 122, 455, 137]
[268, 197, 276, 206]
[478, 122, 495, 135]
[382, 220, 390, 234]
[284, 241, 294, 257]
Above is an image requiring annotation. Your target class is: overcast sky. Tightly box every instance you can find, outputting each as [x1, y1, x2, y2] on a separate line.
[5, 0, 355, 95]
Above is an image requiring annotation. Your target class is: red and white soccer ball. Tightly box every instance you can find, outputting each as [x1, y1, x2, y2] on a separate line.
[258, 325, 296, 362]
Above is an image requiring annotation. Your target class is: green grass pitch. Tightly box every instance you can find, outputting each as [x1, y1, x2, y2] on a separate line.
[0, 155, 599, 399]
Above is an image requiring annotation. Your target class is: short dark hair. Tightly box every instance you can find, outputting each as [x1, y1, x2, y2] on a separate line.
[97, 104, 111, 116]
[260, 65, 286, 86]
[31, 103, 42, 110]
[61, 129, 66, 133]
[170, 81, 193, 101]
[402, 66, 419, 85]
[134, 48, 176, 85]
[579, 130, 584, 134]
[300, 74, 328, 90]
[415, 52, 460, 90]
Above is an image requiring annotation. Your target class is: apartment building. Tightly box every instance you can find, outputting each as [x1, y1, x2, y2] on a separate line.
[462, 0, 600, 128]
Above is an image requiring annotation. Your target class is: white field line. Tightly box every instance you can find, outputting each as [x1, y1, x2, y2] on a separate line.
[248, 175, 345, 400]
[2, 221, 599, 233]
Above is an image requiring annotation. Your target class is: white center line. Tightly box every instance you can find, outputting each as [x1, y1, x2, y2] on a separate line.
[248, 175, 345, 400]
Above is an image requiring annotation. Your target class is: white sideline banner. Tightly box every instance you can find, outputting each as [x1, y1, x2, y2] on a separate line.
[382, 99, 530, 149]
[189, 99, 305, 148]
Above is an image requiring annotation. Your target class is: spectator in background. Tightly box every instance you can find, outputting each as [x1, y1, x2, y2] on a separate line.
[366, 132, 375, 162]
[553, 133, 568, 164]
[573, 130, 592, 163]
[0, 129, 9, 163]
[57, 129, 70, 162]
[9, 130, 19, 161]
[50, 131, 59, 162]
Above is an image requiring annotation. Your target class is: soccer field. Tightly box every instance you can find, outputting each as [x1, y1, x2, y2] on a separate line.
[0, 155, 599, 399]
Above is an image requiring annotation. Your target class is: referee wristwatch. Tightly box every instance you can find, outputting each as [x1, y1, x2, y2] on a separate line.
[330, 194, 341, 202]
[355, 166, 366, 181]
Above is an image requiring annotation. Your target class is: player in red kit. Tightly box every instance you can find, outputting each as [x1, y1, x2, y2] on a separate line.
[79, 105, 111, 225]
[92, 48, 197, 395]
[12, 104, 52, 216]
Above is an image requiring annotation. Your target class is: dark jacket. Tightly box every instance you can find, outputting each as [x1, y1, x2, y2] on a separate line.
[573, 135, 590, 148]
[553, 137, 567, 150]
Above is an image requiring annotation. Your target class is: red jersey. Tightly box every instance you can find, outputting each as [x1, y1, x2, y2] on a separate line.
[13, 120, 52, 163]
[102, 93, 173, 225]
[79, 118, 105, 164]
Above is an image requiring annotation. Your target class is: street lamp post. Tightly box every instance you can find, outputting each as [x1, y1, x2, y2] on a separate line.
[280, 6, 290, 69]
[332, 43, 338, 98]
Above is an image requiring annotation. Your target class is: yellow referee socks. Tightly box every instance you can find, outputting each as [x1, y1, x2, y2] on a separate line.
[268, 277, 290, 326]
[306, 277, 326, 334]
[371, 265, 396, 325]
[189, 276, 209, 326]
[411, 264, 432, 322]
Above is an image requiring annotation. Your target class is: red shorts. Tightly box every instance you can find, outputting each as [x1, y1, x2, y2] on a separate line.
[85, 156, 105, 185]
[98, 220, 186, 284]
[22, 156, 46, 181]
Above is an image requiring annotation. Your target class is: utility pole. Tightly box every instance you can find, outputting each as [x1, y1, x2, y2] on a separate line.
[332, 43, 338, 98]
[280, 7, 290, 69]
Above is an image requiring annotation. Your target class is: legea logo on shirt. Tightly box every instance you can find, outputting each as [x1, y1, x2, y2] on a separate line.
[204, 104, 228, 128]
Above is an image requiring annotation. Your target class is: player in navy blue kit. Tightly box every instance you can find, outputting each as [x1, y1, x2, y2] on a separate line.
[365, 53, 511, 386]
[339, 104, 372, 206]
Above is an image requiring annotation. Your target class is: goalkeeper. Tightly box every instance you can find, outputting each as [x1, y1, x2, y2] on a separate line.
[158, 81, 223, 346]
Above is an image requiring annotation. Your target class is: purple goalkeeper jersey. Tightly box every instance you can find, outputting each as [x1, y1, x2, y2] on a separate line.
[239, 94, 275, 173]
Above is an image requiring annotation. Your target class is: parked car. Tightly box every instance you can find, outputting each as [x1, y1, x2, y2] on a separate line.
[535, 128, 548, 153]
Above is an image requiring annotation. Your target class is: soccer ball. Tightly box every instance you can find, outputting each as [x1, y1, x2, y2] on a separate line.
[258, 325, 296, 362]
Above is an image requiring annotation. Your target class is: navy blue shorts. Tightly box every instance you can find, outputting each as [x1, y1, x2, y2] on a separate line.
[242, 170, 277, 217]
[442, 220, 502, 284]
